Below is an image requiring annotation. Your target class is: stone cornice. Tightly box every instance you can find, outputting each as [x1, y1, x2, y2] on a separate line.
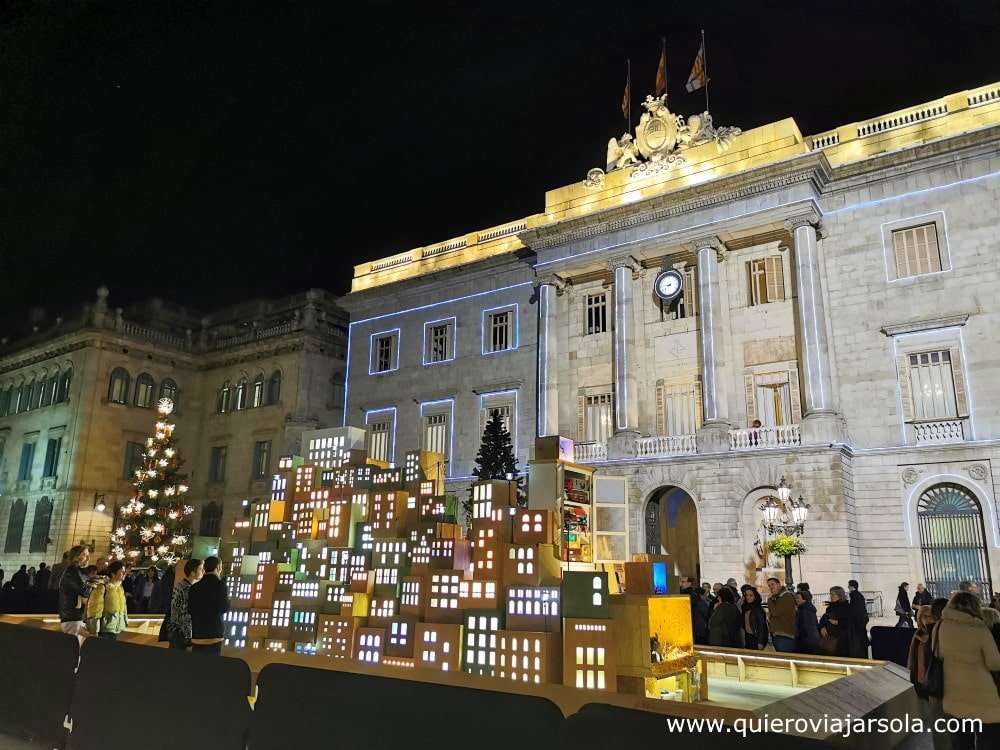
[520, 152, 833, 252]
[880, 313, 971, 337]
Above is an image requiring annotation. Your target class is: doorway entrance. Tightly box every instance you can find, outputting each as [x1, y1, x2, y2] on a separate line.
[645, 486, 700, 581]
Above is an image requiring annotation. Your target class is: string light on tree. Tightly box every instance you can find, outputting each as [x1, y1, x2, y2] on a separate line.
[110, 397, 195, 567]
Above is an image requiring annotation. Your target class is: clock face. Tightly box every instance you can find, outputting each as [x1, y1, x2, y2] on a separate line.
[654, 270, 683, 301]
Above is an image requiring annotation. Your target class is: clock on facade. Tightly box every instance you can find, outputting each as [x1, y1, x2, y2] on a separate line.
[653, 269, 684, 302]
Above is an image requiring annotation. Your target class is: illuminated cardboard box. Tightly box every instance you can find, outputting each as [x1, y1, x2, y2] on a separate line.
[472, 526, 502, 579]
[291, 579, 321, 602]
[351, 592, 370, 623]
[385, 616, 417, 658]
[608, 594, 695, 695]
[414, 622, 463, 672]
[371, 491, 408, 538]
[506, 586, 561, 632]
[326, 501, 361, 548]
[367, 596, 397, 629]
[503, 543, 561, 586]
[425, 571, 463, 624]
[327, 548, 352, 583]
[462, 609, 503, 677]
[231, 577, 253, 608]
[497, 630, 562, 685]
[353, 522, 374, 553]
[430, 538, 471, 572]
[399, 575, 426, 619]
[293, 642, 317, 656]
[372, 538, 409, 596]
[513, 510, 555, 545]
[623, 562, 670, 596]
[420, 495, 458, 523]
[223, 609, 248, 649]
[317, 613, 356, 659]
[275, 571, 295, 593]
[248, 609, 271, 647]
[291, 609, 318, 640]
[251, 563, 278, 608]
[251, 500, 272, 543]
[354, 627, 386, 664]
[349, 553, 373, 594]
[321, 581, 352, 615]
[458, 579, 499, 610]
[563, 618, 617, 692]
[293, 465, 317, 499]
[268, 597, 292, 639]
[265, 639, 289, 654]
[382, 656, 415, 670]
[231, 518, 251, 538]
[562, 571, 610, 619]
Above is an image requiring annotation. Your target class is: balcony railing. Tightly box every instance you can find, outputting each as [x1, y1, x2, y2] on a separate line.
[913, 419, 966, 445]
[635, 434, 697, 457]
[573, 441, 607, 462]
[729, 424, 801, 450]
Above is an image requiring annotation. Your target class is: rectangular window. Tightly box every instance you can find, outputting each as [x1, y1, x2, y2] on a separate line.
[483, 306, 516, 354]
[209, 446, 227, 483]
[123, 441, 145, 480]
[423, 413, 448, 456]
[252, 440, 272, 480]
[663, 385, 700, 435]
[424, 319, 455, 364]
[908, 350, 958, 420]
[371, 331, 399, 374]
[42, 437, 62, 478]
[747, 257, 785, 306]
[585, 293, 607, 335]
[893, 224, 942, 279]
[481, 402, 514, 437]
[368, 420, 390, 463]
[585, 394, 614, 443]
[17, 442, 35, 481]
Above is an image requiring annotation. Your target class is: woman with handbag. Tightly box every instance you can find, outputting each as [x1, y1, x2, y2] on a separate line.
[895, 582, 914, 627]
[936, 592, 1000, 749]
[818, 586, 854, 657]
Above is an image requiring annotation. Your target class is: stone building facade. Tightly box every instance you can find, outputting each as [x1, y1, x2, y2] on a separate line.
[343, 81, 1000, 603]
[0, 288, 347, 568]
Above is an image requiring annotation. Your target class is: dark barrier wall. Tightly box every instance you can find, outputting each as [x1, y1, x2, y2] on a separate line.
[870, 627, 914, 668]
[0, 622, 77, 748]
[250, 662, 565, 750]
[70, 638, 251, 750]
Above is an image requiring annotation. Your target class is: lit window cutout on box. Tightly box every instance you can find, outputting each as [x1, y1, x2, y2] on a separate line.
[422, 317, 457, 366]
[429, 572, 460, 609]
[481, 303, 519, 355]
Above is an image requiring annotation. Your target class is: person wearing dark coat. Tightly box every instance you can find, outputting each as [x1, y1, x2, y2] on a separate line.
[156, 565, 176, 643]
[708, 587, 743, 648]
[33, 563, 51, 592]
[740, 587, 769, 650]
[912, 583, 933, 608]
[188, 556, 231, 655]
[895, 582, 914, 627]
[819, 586, 856, 657]
[794, 590, 821, 654]
[10, 565, 29, 591]
[58, 545, 94, 638]
[848, 579, 870, 658]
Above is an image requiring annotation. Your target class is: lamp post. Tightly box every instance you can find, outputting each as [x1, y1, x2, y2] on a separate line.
[760, 476, 809, 591]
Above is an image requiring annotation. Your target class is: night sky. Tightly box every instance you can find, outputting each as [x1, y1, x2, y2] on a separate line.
[3, 0, 1000, 321]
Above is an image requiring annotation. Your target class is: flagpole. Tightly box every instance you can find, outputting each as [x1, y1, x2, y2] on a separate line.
[661, 36, 667, 104]
[701, 29, 709, 112]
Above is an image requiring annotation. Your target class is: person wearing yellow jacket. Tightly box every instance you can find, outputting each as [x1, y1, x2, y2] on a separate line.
[86, 560, 128, 639]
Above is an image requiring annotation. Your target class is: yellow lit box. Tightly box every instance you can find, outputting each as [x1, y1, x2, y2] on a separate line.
[608, 594, 694, 696]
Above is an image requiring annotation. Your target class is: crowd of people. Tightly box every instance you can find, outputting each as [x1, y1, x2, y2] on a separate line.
[679, 576, 871, 658]
[44, 545, 229, 654]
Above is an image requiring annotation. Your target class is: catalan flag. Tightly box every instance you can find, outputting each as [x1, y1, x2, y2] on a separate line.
[655, 38, 667, 97]
[621, 60, 631, 121]
[685, 35, 709, 93]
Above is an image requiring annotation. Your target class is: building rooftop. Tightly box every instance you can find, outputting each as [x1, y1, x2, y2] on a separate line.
[350, 80, 1000, 293]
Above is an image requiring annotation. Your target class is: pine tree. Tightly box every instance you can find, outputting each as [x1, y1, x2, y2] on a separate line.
[111, 397, 195, 567]
[465, 411, 524, 520]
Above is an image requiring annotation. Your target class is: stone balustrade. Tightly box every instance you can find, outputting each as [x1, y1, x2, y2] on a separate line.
[729, 424, 801, 450]
[573, 441, 607, 462]
[635, 434, 697, 457]
[913, 419, 965, 445]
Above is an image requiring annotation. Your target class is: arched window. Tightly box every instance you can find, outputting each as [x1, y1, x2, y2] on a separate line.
[267, 371, 282, 405]
[23, 379, 36, 412]
[199, 501, 222, 537]
[41, 373, 56, 407]
[30, 377, 44, 410]
[57, 369, 72, 403]
[0, 386, 10, 417]
[159, 378, 178, 409]
[217, 381, 232, 414]
[14, 382, 26, 413]
[29, 497, 53, 553]
[251, 374, 265, 408]
[108, 368, 130, 404]
[5, 498, 27, 554]
[235, 377, 248, 410]
[917, 483, 992, 598]
[134, 373, 155, 408]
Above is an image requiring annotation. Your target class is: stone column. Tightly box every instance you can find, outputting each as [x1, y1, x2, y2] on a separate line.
[695, 238, 731, 451]
[536, 276, 562, 437]
[787, 214, 843, 444]
[608, 256, 639, 457]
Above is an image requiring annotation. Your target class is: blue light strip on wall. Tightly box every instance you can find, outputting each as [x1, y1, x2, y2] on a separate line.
[367, 328, 401, 376]
[364, 407, 398, 464]
[481, 303, 519, 355]
[419, 397, 455, 477]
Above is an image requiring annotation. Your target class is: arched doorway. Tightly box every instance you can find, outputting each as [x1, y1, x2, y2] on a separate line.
[917, 483, 993, 599]
[645, 486, 700, 581]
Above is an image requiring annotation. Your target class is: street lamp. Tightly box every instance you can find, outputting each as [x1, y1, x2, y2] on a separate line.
[94, 493, 107, 513]
[759, 479, 809, 590]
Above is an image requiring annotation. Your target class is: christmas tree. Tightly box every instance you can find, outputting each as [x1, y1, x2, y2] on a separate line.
[111, 397, 195, 567]
[465, 411, 524, 521]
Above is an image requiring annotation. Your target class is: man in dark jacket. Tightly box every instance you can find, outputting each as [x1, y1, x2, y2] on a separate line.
[794, 590, 821, 653]
[10, 565, 29, 590]
[58, 545, 93, 638]
[33, 563, 51, 592]
[188, 556, 230, 655]
[848, 579, 870, 657]
[680, 578, 709, 644]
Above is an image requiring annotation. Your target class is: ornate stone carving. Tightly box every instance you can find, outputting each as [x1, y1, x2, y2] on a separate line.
[967, 464, 988, 481]
[607, 255, 639, 274]
[784, 209, 822, 233]
[586, 93, 741, 185]
[901, 467, 921, 485]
